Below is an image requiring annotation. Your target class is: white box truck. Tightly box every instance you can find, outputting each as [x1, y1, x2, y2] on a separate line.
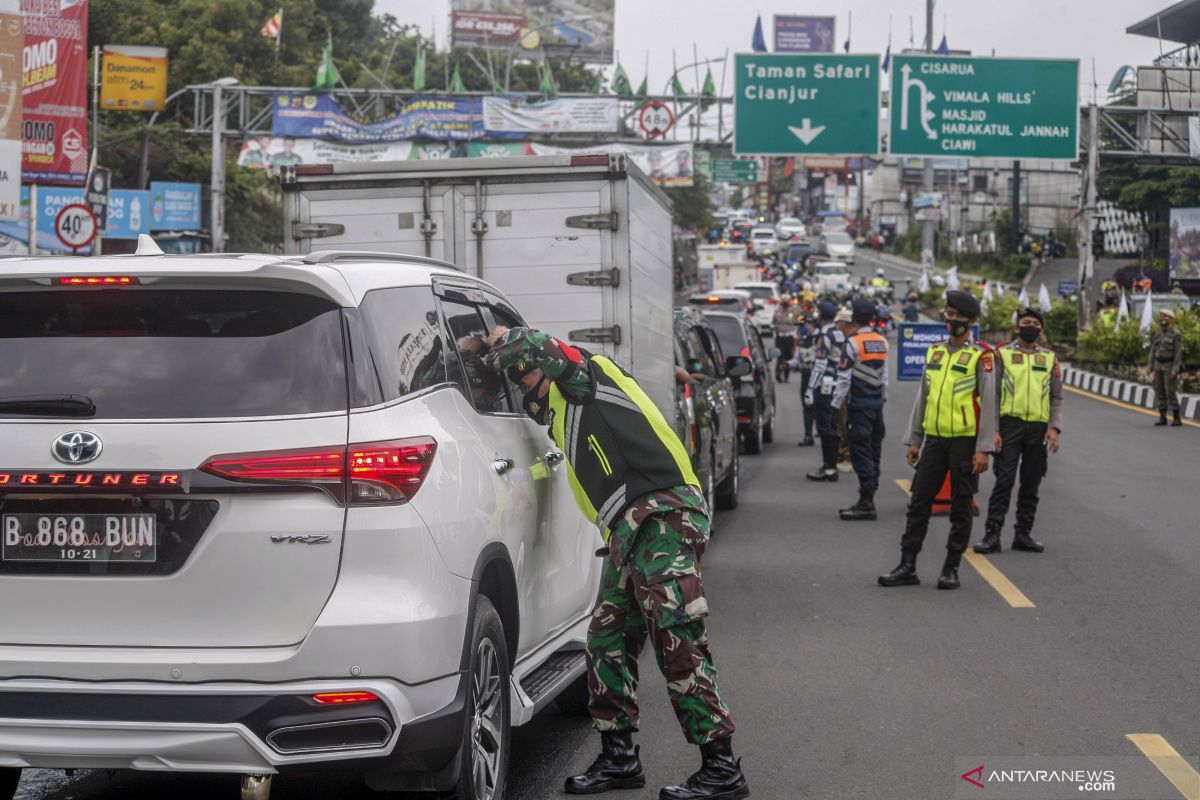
[280, 154, 676, 415]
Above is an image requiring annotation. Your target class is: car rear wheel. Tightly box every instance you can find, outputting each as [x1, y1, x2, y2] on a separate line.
[454, 596, 510, 800]
[0, 769, 18, 800]
[715, 446, 739, 511]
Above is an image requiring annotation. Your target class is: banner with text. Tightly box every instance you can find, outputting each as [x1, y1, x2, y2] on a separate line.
[482, 96, 618, 133]
[0, 1, 21, 220]
[897, 323, 978, 381]
[22, 0, 88, 184]
[148, 181, 202, 230]
[773, 16, 836, 53]
[450, 0, 614, 63]
[0, 185, 97, 253]
[101, 45, 167, 111]
[239, 135, 416, 168]
[528, 142, 694, 187]
[270, 92, 521, 142]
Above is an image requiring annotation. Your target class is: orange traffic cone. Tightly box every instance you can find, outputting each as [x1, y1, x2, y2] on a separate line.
[930, 472, 981, 516]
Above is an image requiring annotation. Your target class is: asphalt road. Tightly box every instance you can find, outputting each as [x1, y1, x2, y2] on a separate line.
[13, 251, 1199, 800]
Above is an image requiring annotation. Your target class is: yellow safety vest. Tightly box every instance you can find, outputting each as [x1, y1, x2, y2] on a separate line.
[921, 344, 983, 438]
[548, 355, 698, 540]
[999, 346, 1054, 423]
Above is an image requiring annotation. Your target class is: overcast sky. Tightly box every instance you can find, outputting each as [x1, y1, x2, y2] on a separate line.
[376, 0, 1164, 103]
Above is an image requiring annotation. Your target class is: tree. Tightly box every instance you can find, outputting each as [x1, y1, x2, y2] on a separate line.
[664, 174, 715, 235]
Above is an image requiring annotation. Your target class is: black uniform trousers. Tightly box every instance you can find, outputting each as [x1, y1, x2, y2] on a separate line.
[984, 416, 1048, 538]
[798, 368, 815, 439]
[812, 392, 838, 468]
[901, 436, 979, 562]
[846, 406, 885, 494]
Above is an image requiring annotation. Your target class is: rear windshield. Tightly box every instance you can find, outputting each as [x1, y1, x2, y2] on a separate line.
[0, 289, 347, 419]
[738, 286, 775, 300]
[704, 315, 747, 354]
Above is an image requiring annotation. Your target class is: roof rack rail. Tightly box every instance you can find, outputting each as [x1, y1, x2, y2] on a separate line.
[301, 250, 464, 272]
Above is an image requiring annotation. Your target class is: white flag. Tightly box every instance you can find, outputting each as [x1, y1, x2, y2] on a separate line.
[1038, 283, 1053, 313]
[983, 281, 994, 302]
[946, 266, 960, 291]
[918, 269, 930, 293]
[1018, 286, 1030, 308]
[1139, 293, 1153, 334]
[1118, 291, 1129, 320]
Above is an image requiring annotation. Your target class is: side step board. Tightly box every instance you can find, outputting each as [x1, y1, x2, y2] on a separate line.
[511, 649, 587, 725]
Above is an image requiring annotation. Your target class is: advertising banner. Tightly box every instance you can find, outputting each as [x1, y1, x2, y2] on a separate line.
[529, 142, 694, 187]
[101, 44, 167, 111]
[271, 92, 517, 142]
[0, 2, 21, 221]
[467, 141, 529, 158]
[1168, 207, 1200, 280]
[238, 135, 416, 168]
[482, 96, 618, 133]
[148, 181, 202, 230]
[22, 0, 89, 184]
[103, 189, 149, 238]
[0, 185, 99, 253]
[773, 15, 836, 53]
[896, 323, 978, 381]
[449, 0, 614, 63]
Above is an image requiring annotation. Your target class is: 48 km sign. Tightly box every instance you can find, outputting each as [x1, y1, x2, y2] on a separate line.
[55, 204, 98, 251]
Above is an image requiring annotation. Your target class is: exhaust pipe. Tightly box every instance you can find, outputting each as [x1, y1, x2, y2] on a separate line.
[241, 774, 272, 800]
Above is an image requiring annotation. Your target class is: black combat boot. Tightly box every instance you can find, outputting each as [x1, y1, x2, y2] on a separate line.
[565, 731, 646, 794]
[1011, 532, 1045, 553]
[878, 551, 920, 586]
[1172, 409, 1183, 427]
[1155, 410, 1168, 426]
[972, 528, 1002, 554]
[839, 492, 876, 521]
[937, 558, 961, 590]
[659, 736, 750, 800]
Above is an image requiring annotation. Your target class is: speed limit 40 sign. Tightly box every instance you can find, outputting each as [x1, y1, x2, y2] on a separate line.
[55, 203, 98, 251]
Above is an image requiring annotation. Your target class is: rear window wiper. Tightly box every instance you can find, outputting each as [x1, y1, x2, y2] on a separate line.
[0, 394, 96, 417]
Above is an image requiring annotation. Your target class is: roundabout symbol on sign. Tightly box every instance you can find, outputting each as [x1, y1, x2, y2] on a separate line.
[55, 203, 98, 251]
[639, 101, 674, 139]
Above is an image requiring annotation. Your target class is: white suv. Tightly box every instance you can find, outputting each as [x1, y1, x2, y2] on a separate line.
[0, 248, 602, 800]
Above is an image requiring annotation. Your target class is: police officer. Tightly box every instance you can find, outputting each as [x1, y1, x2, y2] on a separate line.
[805, 301, 848, 481]
[833, 299, 889, 521]
[484, 327, 749, 800]
[879, 290, 998, 590]
[795, 310, 818, 447]
[1149, 308, 1184, 427]
[973, 308, 1063, 554]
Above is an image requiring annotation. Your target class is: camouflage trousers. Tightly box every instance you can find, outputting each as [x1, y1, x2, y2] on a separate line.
[586, 495, 736, 746]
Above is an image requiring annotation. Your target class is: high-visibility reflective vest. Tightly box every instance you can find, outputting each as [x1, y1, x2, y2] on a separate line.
[999, 345, 1054, 423]
[921, 343, 984, 437]
[548, 355, 699, 540]
[848, 330, 888, 410]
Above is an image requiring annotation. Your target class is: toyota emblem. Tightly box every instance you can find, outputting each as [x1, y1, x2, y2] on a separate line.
[52, 432, 103, 464]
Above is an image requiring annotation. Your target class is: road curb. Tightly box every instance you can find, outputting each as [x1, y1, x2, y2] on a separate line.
[1062, 364, 1200, 421]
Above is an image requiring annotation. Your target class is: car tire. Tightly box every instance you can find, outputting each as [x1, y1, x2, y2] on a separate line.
[554, 672, 592, 716]
[715, 446, 739, 511]
[744, 413, 764, 455]
[0, 769, 19, 800]
[453, 596, 510, 800]
[763, 405, 775, 444]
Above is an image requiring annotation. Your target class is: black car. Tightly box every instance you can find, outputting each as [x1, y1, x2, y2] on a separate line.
[673, 309, 743, 510]
[700, 310, 777, 455]
[784, 241, 817, 268]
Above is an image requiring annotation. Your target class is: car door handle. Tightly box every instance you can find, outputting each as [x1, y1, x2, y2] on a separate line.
[493, 458, 515, 476]
[544, 450, 566, 467]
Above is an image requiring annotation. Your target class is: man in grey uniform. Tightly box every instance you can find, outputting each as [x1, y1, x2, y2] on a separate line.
[1149, 308, 1184, 427]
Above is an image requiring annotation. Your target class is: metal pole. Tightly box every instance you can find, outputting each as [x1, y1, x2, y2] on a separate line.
[1011, 160, 1021, 254]
[211, 82, 225, 253]
[27, 183, 37, 255]
[920, 0, 934, 267]
[1079, 104, 1098, 329]
[90, 44, 102, 256]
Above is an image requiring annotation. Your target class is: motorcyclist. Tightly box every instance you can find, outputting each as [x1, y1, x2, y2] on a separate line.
[903, 293, 920, 323]
[773, 299, 797, 383]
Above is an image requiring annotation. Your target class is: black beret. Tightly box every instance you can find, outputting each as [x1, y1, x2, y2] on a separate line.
[1015, 306, 1044, 326]
[817, 300, 838, 320]
[945, 290, 980, 319]
[851, 298, 877, 323]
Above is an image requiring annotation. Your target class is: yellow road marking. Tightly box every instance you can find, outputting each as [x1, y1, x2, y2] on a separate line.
[1063, 385, 1200, 429]
[893, 478, 1035, 608]
[1127, 734, 1200, 800]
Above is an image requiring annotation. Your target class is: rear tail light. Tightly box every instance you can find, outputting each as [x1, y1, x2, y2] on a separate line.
[200, 437, 437, 506]
[312, 691, 380, 705]
[740, 346, 751, 358]
[57, 276, 139, 286]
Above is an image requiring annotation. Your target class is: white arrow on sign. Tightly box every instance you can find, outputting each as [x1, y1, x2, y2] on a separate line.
[788, 118, 826, 145]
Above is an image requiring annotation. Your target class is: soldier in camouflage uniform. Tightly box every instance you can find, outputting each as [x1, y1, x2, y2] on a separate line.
[485, 327, 749, 800]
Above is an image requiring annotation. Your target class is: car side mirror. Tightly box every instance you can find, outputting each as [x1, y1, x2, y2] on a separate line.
[726, 356, 753, 378]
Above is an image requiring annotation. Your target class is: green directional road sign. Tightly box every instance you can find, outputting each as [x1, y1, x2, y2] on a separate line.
[734, 53, 880, 156]
[712, 159, 758, 184]
[889, 56, 1079, 159]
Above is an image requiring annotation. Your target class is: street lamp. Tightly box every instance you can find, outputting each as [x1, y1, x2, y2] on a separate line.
[210, 77, 238, 253]
[503, 17, 592, 91]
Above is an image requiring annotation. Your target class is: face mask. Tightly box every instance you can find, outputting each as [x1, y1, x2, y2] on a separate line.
[946, 320, 969, 338]
[1018, 326, 1041, 343]
[521, 376, 549, 424]
[1161, 320, 1170, 329]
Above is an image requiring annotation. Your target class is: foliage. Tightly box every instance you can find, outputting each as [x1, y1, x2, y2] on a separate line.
[1044, 299, 1078, 345]
[893, 226, 922, 262]
[664, 174, 715, 236]
[979, 293, 1018, 337]
[1076, 312, 1200, 367]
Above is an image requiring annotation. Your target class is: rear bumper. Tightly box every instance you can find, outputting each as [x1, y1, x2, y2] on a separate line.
[0, 674, 463, 775]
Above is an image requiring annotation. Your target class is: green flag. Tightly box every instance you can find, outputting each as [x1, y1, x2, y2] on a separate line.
[671, 71, 687, 97]
[539, 67, 555, 96]
[635, 75, 648, 99]
[700, 66, 715, 111]
[592, 72, 605, 94]
[611, 63, 632, 97]
[314, 35, 340, 91]
[412, 48, 426, 91]
[448, 64, 466, 93]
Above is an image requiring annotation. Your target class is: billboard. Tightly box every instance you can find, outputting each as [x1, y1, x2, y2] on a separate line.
[149, 181, 202, 230]
[482, 96, 618, 133]
[896, 323, 979, 381]
[773, 15, 836, 53]
[22, 0, 88, 184]
[0, 2, 21, 221]
[528, 142, 694, 187]
[101, 45, 168, 111]
[239, 135, 416, 168]
[450, 1, 615, 63]
[1168, 207, 1200, 280]
[271, 92, 520, 142]
[103, 189, 150, 239]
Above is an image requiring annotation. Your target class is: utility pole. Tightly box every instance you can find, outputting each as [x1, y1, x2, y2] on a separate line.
[210, 78, 238, 253]
[921, 0, 935, 268]
[1077, 104, 1098, 329]
[1011, 160, 1021, 254]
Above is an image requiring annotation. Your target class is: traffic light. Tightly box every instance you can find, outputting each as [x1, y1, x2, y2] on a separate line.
[1091, 228, 1105, 256]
